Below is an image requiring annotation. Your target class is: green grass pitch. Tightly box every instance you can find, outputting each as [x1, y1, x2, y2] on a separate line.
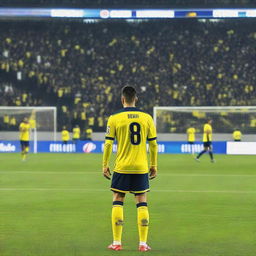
[0, 153, 255, 256]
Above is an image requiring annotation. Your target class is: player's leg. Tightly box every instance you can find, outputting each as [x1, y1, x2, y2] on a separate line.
[24, 141, 29, 160]
[131, 173, 151, 251]
[20, 141, 26, 161]
[108, 192, 125, 250]
[196, 145, 207, 160]
[108, 172, 130, 251]
[189, 142, 195, 155]
[135, 193, 151, 251]
[208, 144, 215, 162]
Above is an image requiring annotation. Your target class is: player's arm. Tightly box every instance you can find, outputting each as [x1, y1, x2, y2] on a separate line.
[19, 123, 24, 132]
[205, 125, 211, 141]
[148, 140, 157, 179]
[148, 117, 158, 179]
[102, 116, 115, 180]
[206, 132, 210, 142]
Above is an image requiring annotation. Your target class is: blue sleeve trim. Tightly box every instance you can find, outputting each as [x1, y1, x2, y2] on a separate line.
[105, 136, 114, 141]
[147, 137, 157, 141]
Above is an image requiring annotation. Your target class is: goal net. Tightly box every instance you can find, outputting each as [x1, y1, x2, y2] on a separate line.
[0, 107, 57, 152]
[153, 106, 256, 141]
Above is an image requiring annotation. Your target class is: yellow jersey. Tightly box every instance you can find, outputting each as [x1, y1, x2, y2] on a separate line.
[186, 127, 195, 142]
[86, 128, 93, 139]
[73, 127, 80, 139]
[103, 107, 157, 174]
[203, 123, 212, 142]
[233, 130, 242, 140]
[62, 129, 70, 141]
[19, 122, 30, 141]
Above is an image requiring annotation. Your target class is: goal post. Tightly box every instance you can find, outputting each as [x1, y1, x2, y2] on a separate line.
[153, 106, 256, 141]
[0, 106, 57, 153]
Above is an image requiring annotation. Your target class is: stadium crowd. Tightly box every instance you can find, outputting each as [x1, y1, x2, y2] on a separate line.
[1, 19, 256, 133]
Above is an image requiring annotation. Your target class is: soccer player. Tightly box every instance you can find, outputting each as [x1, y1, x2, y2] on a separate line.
[61, 126, 69, 144]
[102, 86, 158, 252]
[19, 117, 30, 161]
[186, 125, 196, 154]
[195, 119, 215, 162]
[85, 127, 93, 140]
[233, 128, 242, 141]
[72, 125, 80, 142]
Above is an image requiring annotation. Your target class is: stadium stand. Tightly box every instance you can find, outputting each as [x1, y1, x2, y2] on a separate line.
[1, 19, 256, 132]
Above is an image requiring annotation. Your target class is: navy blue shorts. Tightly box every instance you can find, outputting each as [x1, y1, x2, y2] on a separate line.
[111, 172, 149, 194]
[20, 141, 29, 148]
[203, 141, 212, 148]
[188, 141, 194, 145]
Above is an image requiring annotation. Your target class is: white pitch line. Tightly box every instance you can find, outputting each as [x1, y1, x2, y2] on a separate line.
[0, 171, 256, 177]
[159, 174, 256, 177]
[0, 171, 98, 174]
[0, 188, 106, 192]
[0, 188, 256, 194]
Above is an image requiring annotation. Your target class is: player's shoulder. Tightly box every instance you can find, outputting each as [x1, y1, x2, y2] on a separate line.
[204, 123, 212, 129]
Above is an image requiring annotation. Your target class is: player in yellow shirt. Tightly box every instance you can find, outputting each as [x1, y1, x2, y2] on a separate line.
[72, 125, 80, 141]
[19, 117, 30, 161]
[103, 86, 158, 252]
[233, 129, 242, 141]
[187, 125, 196, 154]
[187, 126, 196, 144]
[195, 119, 215, 162]
[61, 126, 70, 144]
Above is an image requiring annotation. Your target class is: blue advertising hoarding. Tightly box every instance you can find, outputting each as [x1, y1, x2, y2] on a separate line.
[0, 140, 226, 154]
[0, 8, 256, 19]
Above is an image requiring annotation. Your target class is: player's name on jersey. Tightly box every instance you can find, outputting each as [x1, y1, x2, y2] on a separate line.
[128, 114, 139, 119]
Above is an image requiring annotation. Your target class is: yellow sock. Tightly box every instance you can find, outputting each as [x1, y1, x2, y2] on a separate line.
[21, 152, 26, 160]
[137, 203, 149, 243]
[112, 201, 124, 244]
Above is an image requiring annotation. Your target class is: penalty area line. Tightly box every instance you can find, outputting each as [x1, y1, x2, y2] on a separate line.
[0, 171, 256, 178]
[0, 188, 256, 194]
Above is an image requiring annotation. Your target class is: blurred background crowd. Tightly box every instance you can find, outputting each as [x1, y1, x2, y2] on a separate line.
[1, 18, 256, 133]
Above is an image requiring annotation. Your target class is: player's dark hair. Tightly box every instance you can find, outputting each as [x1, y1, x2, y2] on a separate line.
[122, 86, 137, 103]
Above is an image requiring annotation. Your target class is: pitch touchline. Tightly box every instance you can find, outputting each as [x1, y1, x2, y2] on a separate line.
[0, 188, 256, 194]
[0, 171, 256, 177]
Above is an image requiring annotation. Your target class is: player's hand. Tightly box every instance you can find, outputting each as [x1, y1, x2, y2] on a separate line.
[149, 167, 157, 180]
[103, 167, 111, 180]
